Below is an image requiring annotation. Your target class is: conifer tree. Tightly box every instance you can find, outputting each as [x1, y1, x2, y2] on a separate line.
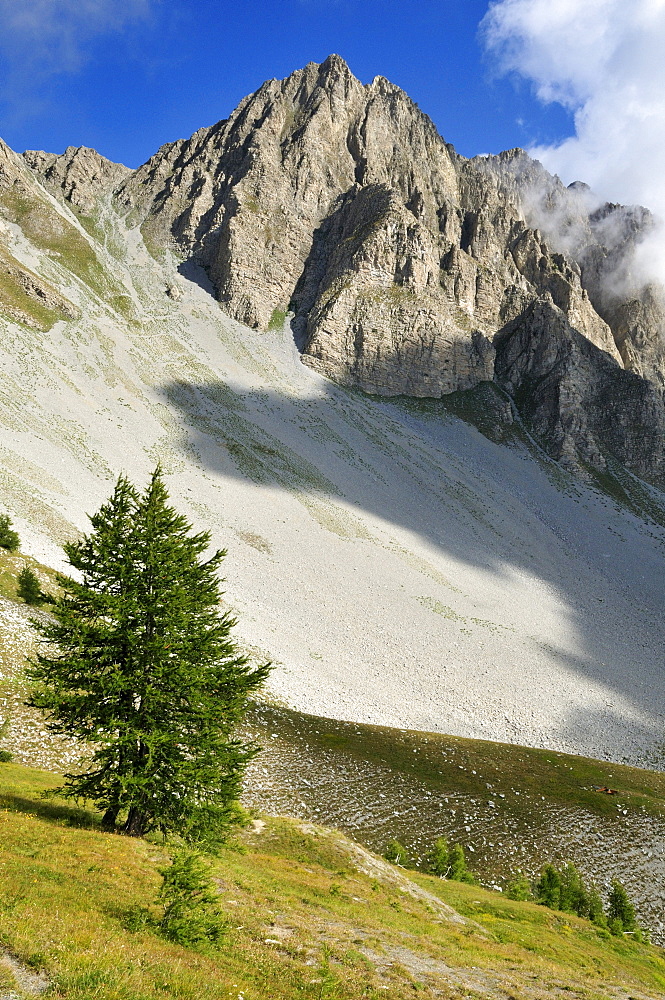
[384, 839, 409, 866]
[608, 880, 637, 935]
[27, 468, 270, 842]
[17, 566, 43, 605]
[559, 862, 590, 918]
[535, 864, 561, 909]
[588, 885, 607, 928]
[0, 513, 19, 552]
[506, 875, 532, 901]
[447, 843, 475, 883]
[427, 836, 449, 877]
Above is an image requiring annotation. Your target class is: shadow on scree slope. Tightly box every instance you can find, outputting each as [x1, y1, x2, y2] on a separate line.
[159, 373, 665, 759]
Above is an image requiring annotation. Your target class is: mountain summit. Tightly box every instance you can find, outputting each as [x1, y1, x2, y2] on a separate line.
[59, 55, 657, 484]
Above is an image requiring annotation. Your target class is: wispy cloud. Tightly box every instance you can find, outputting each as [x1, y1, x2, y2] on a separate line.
[482, 0, 665, 284]
[0, 0, 155, 123]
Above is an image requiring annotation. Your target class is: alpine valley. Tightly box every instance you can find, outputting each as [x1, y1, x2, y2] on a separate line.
[2, 55, 665, 985]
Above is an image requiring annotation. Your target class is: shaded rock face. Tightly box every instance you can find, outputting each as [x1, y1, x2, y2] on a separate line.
[17, 56, 665, 483]
[496, 295, 665, 480]
[23, 146, 130, 215]
[477, 149, 665, 387]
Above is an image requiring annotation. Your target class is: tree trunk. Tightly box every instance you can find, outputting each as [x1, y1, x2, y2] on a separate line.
[101, 804, 119, 832]
[123, 806, 149, 837]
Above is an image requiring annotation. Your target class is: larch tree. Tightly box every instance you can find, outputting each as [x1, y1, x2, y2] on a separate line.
[27, 468, 270, 843]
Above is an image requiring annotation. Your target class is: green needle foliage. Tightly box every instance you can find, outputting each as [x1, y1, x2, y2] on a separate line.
[0, 513, 19, 552]
[447, 843, 476, 883]
[384, 839, 410, 866]
[157, 850, 226, 947]
[27, 467, 271, 843]
[608, 880, 638, 936]
[427, 836, 450, 877]
[532, 864, 639, 936]
[506, 875, 533, 901]
[17, 566, 43, 605]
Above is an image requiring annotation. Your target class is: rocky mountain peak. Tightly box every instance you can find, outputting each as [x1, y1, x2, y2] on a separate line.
[23, 145, 131, 214]
[110, 57, 665, 482]
[3, 55, 649, 486]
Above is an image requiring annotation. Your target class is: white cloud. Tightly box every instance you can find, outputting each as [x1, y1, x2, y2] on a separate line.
[0, 0, 154, 119]
[481, 0, 665, 284]
[0, 0, 153, 67]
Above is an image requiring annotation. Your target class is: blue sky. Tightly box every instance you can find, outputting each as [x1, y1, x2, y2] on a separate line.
[0, 0, 575, 169]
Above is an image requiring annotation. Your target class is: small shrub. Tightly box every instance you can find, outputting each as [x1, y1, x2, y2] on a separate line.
[384, 839, 410, 866]
[122, 904, 153, 932]
[0, 514, 19, 552]
[427, 836, 449, 877]
[17, 567, 43, 605]
[0, 749, 12, 762]
[157, 850, 226, 948]
[506, 875, 533, 901]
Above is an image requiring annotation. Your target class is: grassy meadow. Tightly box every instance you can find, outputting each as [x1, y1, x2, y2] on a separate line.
[1, 761, 665, 999]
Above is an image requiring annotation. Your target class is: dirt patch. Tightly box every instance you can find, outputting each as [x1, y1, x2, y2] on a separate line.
[0, 951, 48, 998]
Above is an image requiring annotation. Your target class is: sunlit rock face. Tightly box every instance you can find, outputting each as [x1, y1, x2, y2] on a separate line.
[478, 148, 665, 387]
[23, 146, 130, 216]
[28, 55, 665, 482]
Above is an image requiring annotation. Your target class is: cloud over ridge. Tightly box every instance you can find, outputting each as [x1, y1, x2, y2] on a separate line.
[482, 0, 665, 285]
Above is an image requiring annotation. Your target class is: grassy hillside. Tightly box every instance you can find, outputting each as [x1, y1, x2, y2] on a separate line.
[1, 761, 665, 1000]
[0, 546, 60, 605]
[2, 589, 665, 944]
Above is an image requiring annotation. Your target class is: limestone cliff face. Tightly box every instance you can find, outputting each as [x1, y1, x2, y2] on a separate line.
[478, 149, 665, 387]
[115, 58, 621, 392]
[23, 146, 130, 215]
[13, 56, 665, 483]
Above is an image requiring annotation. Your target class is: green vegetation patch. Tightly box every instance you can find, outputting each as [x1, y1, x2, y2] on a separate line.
[0, 763, 664, 1000]
[267, 307, 287, 330]
[0, 247, 68, 330]
[247, 704, 665, 822]
[0, 546, 60, 604]
[0, 189, 127, 309]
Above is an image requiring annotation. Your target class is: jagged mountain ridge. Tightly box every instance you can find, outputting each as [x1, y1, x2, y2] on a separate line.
[14, 54, 665, 484]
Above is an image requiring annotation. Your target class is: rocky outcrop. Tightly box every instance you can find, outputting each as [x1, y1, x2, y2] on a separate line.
[0, 246, 79, 328]
[477, 149, 665, 387]
[23, 146, 130, 215]
[496, 294, 665, 477]
[4, 57, 665, 483]
[115, 57, 622, 397]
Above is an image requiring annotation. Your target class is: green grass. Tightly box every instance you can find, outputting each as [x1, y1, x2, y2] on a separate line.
[245, 704, 665, 824]
[0, 248, 67, 331]
[0, 761, 664, 999]
[267, 308, 287, 330]
[0, 190, 129, 311]
[0, 546, 60, 604]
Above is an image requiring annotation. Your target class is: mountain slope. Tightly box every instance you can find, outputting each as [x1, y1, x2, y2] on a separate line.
[0, 58, 663, 767]
[2, 762, 665, 1000]
[0, 156, 662, 766]
[106, 55, 665, 482]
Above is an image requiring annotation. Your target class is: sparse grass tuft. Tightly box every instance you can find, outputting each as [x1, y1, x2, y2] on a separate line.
[0, 190, 128, 309]
[268, 308, 287, 330]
